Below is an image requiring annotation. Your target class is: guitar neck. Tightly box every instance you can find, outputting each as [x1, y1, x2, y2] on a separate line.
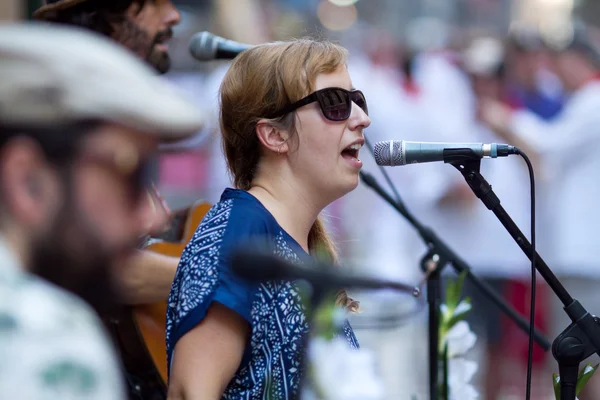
[152, 209, 189, 243]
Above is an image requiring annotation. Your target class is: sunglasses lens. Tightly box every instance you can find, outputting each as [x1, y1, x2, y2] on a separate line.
[132, 160, 154, 202]
[317, 89, 368, 121]
[352, 91, 368, 115]
[318, 88, 352, 121]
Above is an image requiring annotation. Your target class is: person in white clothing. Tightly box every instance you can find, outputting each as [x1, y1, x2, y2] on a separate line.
[338, 47, 478, 398]
[481, 23, 600, 396]
[459, 35, 558, 398]
[0, 23, 201, 399]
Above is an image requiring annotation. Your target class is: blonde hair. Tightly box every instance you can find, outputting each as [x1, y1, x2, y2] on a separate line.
[220, 38, 359, 312]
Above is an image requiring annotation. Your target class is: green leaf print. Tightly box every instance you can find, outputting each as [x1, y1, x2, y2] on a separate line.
[40, 360, 97, 394]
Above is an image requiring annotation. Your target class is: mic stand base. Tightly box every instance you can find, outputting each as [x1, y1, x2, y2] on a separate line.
[553, 301, 600, 400]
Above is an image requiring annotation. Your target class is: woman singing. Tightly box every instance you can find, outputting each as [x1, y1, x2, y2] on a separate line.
[166, 38, 371, 399]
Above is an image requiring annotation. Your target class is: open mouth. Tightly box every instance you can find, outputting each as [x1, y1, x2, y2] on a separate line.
[154, 29, 173, 47]
[341, 143, 362, 161]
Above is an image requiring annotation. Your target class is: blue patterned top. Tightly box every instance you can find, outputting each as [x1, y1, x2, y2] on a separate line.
[166, 189, 359, 399]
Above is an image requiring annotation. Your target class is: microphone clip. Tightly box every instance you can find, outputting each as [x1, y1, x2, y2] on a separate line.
[442, 147, 482, 164]
[447, 157, 501, 211]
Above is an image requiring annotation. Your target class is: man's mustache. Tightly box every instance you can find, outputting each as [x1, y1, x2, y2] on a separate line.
[154, 28, 174, 45]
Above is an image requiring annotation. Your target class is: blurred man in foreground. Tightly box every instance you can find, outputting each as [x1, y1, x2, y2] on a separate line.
[35, 0, 189, 304]
[0, 23, 202, 398]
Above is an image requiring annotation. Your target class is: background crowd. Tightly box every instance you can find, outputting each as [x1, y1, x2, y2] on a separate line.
[4, 0, 600, 398]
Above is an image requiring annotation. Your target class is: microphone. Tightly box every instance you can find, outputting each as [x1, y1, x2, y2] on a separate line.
[230, 247, 420, 297]
[189, 31, 253, 61]
[373, 140, 518, 166]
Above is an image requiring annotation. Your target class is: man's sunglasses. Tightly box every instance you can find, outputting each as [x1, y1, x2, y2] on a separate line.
[79, 150, 154, 204]
[269, 87, 368, 121]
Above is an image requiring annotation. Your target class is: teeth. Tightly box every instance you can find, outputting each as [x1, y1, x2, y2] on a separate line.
[347, 143, 363, 150]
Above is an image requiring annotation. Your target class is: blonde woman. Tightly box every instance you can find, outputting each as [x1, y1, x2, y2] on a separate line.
[166, 38, 371, 399]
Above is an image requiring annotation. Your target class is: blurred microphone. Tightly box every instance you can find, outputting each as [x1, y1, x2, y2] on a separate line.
[374, 140, 518, 166]
[231, 247, 420, 297]
[189, 31, 253, 61]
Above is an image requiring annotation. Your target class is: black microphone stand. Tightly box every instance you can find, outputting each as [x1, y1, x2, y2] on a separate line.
[359, 142, 550, 400]
[443, 150, 600, 400]
[360, 170, 551, 399]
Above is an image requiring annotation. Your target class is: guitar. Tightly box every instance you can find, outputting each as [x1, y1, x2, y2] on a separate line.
[103, 201, 212, 399]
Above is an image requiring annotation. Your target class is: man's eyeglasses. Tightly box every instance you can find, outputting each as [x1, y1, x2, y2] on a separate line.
[78, 150, 153, 204]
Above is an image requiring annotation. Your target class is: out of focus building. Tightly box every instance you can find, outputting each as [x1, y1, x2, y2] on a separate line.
[577, 0, 600, 26]
[0, 0, 21, 21]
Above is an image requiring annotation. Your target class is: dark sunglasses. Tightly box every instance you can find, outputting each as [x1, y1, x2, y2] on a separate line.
[269, 87, 368, 121]
[79, 151, 154, 204]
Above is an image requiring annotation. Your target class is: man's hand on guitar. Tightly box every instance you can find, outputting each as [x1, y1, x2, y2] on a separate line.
[107, 200, 212, 395]
[112, 185, 179, 304]
[116, 251, 179, 304]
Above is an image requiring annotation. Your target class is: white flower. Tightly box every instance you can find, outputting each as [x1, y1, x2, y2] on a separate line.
[445, 321, 477, 357]
[454, 300, 472, 316]
[449, 382, 479, 400]
[448, 358, 478, 387]
[448, 359, 478, 400]
[307, 337, 385, 400]
[441, 304, 449, 316]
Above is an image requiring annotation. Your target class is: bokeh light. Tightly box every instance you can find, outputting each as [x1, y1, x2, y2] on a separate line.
[317, 1, 358, 32]
[328, 0, 359, 6]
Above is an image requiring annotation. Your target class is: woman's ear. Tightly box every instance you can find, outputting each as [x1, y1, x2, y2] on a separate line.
[256, 120, 290, 155]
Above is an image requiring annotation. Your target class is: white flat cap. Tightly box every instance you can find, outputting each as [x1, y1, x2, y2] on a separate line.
[0, 22, 204, 142]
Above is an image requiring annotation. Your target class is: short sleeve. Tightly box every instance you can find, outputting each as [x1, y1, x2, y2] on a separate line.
[166, 199, 271, 370]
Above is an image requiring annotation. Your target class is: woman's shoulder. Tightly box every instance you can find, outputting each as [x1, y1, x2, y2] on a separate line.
[181, 188, 310, 268]
[181, 189, 280, 260]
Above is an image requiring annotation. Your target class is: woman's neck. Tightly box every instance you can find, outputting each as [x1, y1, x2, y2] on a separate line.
[248, 177, 321, 253]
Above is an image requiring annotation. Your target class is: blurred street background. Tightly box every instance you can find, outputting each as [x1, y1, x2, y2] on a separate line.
[5, 0, 600, 398]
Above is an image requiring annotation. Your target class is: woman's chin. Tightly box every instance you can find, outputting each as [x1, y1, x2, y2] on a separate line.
[338, 175, 361, 196]
[314, 173, 360, 205]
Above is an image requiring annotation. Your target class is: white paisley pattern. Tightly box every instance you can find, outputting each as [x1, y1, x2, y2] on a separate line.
[166, 200, 232, 345]
[166, 191, 359, 399]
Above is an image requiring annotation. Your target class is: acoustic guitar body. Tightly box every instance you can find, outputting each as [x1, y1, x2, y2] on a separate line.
[103, 201, 212, 399]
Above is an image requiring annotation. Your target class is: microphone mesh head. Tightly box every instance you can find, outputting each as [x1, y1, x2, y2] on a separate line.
[373, 141, 404, 166]
[188, 31, 216, 61]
